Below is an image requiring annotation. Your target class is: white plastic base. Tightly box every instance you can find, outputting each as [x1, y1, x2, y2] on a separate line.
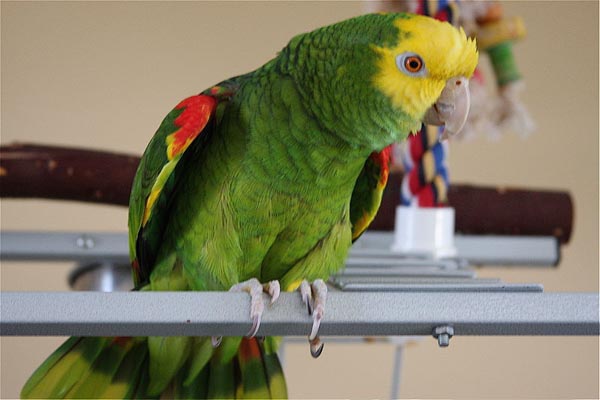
[391, 206, 457, 259]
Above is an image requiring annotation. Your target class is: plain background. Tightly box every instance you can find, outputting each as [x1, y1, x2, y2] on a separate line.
[1, 1, 598, 398]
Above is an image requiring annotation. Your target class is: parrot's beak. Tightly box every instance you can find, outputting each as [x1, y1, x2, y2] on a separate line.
[422, 76, 470, 139]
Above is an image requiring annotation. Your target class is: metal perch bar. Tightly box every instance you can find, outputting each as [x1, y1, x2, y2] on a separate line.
[2, 292, 598, 337]
[0, 231, 561, 266]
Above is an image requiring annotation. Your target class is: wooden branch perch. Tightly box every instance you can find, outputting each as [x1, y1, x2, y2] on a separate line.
[0, 143, 573, 243]
[370, 170, 573, 244]
[0, 143, 138, 206]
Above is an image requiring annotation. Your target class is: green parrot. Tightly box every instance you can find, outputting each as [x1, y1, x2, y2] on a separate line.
[21, 12, 477, 399]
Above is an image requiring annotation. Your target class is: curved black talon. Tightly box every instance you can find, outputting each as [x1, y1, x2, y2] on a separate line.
[309, 336, 324, 358]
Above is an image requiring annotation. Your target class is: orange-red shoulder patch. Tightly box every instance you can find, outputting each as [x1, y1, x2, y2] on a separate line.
[370, 145, 392, 187]
[166, 95, 217, 160]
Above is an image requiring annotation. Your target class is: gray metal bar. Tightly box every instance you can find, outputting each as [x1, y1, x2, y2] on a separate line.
[331, 277, 504, 285]
[335, 282, 544, 292]
[329, 276, 547, 292]
[345, 256, 463, 269]
[1, 292, 597, 337]
[0, 231, 129, 262]
[335, 266, 476, 278]
[352, 232, 560, 266]
[1, 231, 560, 266]
[454, 235, 560, 266]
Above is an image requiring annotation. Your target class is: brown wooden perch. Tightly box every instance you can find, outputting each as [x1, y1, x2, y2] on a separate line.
[370, 171, 573, 244]
[0, 143, 139, 206]
[0, 143, 573, 243]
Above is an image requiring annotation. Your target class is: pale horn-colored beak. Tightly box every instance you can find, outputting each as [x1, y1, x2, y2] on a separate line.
[422, 76, 470, 140]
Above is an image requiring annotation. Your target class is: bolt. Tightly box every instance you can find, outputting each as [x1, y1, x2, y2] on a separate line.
[433, 325, 454, 347]
[75, 235, 95, 250]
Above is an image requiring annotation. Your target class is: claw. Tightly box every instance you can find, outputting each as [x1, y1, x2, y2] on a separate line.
[300, 280, 313, 315]
[309, 308, 323, 341]
[211, 336, 222, 348]
[229, 278, 280, 338]
[299, 279, 328, 358]
[247, 313, 262, 338]
[309, 336, 324, 358]
[309, 279, 327, 341]
[266, 280, 280, 304]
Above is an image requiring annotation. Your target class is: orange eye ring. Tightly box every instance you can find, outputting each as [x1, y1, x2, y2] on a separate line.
[404, 56, 423, 73]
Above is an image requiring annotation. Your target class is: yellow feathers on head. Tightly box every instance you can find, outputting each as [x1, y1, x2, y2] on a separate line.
[372, 14, 478, 121]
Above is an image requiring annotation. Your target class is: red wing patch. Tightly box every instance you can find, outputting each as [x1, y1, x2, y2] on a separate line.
[370, 145, 392, 187]
[351, 145, 393, 241]
[167, 95, 217, 160]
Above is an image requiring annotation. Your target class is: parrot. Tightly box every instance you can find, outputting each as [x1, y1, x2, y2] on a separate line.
[21, 12, 477, 399]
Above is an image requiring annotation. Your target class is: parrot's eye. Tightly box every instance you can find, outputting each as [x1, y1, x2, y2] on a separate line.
[396, 53, 427, 77]
[405, 56, 422, 72]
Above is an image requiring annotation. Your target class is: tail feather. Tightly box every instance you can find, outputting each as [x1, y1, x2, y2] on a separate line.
[132, 359, 154, 399]
[85, 339, 149, 399]
[184, 337, 214, 386]
[262, 337, 287, 398]
[262, 353, 287, 399]
[65, 338, 138, 398]
[21, 337, 111, 399]
[20, 336, 81, 396]
[237, 338, 270, 399]
[147, 336, 192, 395]
[22, 336, 287, 399]
[206, 355, 237, 399]
[171, 362, 209, 399]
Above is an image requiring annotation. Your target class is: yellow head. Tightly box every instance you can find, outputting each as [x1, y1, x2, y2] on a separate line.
[281, 12, 479, 148]
[372, 14, 478, 124]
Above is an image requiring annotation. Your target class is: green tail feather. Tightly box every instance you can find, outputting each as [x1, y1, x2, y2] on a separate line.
[21, 336, 287, 399]
[21, 337, 111, 399]
[184, 337, 214, 386]
[172, 362, 210, 399]
[99, 340, 149, 398]
[262, 337, 287, 398]
[20, 336, 82, 396]
[147, 336, 192, 395]
[65, 338, 137, 398]
[237, 338, 270, 399]
[262, 353, 287, 398]
[206, 354, 237, 399]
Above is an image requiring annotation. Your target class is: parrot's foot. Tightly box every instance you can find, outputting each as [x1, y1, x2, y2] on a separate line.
[212, 278, 280, 347]
[300, 279, 327, 358]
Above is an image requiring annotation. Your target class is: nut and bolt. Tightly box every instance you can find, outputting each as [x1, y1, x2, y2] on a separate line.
[433, 325, 454, 347]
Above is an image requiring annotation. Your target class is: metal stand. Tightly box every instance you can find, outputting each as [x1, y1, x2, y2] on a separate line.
[390, 345, 404, 399]
[1, 231, 597, 399]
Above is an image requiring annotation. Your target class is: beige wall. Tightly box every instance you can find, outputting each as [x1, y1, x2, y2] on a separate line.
[1, 1, 598, 398]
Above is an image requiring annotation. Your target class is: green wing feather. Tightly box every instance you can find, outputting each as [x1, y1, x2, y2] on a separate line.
[128, 82, 238, 287]
[349, 145, 392, 241]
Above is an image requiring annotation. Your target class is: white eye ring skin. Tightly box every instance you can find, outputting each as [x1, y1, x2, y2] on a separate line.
[396, 52, 428, 77]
